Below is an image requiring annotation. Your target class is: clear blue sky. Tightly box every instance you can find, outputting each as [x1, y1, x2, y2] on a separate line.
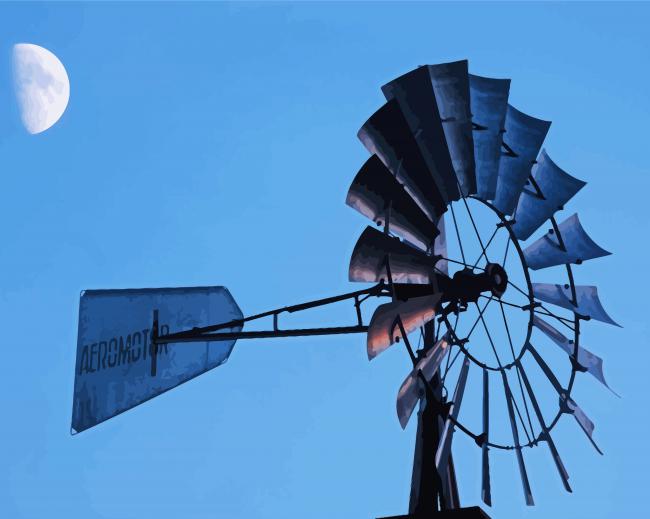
[1, 2, 648, 518]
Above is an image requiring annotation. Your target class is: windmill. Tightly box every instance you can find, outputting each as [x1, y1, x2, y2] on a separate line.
[71, 60, 618, 519]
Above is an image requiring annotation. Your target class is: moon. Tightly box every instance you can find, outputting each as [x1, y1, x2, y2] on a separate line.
[12, 43, 70, 135]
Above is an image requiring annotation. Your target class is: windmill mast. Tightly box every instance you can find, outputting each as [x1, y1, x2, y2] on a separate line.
[409, 321, 459, 514]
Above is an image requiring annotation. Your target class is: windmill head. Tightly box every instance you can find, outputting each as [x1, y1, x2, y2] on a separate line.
[70, 59, 619, 519]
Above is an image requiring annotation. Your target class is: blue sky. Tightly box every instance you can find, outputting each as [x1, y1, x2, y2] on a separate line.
[1, 2, 648, 518]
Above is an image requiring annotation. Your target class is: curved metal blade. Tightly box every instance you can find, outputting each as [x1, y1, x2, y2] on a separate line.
[500, 371, 534, 506]
[526, 342, 603, 454]
[469, 74, 511, 201]
[532, 283, 620, 327]
[436, 356, 471, 475]
[381, 66, 459, 202]
[358, 99, 448, 221]
[532, 316, 617, 394]
[349, 226, 438, 284]
[493, 105, 551, 215]
[565, 397, 601, 454]
[517, 360, 572, 492]
[346, 155, 439, 251]
[428, 60, 476, 196]
[480, 368, 492, 507]
[523, 213, 611, 270]
[512, 150, 586, 241]
[396, 334, 451, 427]
[367, 294, 442, 360]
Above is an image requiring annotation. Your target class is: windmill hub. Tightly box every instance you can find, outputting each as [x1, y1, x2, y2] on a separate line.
[439, 262, 508, 305]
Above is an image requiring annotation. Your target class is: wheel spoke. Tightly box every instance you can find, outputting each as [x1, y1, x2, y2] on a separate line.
[534, 306, 575, 331]
[440, 256, 486, 272]
[450, 204, 467, 265]
[461, 196, 491, 263]
[503, 235, 511, 266]
[507, 280, 530, 299]
[479, 294, 526, 312]
[499, 301, 535, 439]
[473, 226, 500, 269]
[474, 302, 533, 443]
[465, 297, 493, 342]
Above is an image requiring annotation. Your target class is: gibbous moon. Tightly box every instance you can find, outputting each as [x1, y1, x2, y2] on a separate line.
[12, 43, 70, 134]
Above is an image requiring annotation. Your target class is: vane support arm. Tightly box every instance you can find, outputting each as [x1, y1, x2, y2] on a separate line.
[154, 325, 370, 344]
[152, 283, 387, 346]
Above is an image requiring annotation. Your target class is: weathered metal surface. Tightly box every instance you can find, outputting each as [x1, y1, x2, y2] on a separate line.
[512, 150, 586, 241]
[349, 226, 436, 284]
[358, 98, 448, 220]
[501, 371, 535, 506]
[396, 334, 451, 428]
[532, 283, 620, 326]
[381, 66, 459, 202]
[346, 155, 439, 251]
[533, 315, 615, 393]
[523, 213, 610, 269]
[367, 294, 441, 360]
[469, 74, 510, 201]
[526, 342, 602, 454]
[428, 60, 476, 195]
[435, 356, 471, 475]
[517, 359, 572, 492]
[71, 287, 242, 433]
[493, 105, 551, 215]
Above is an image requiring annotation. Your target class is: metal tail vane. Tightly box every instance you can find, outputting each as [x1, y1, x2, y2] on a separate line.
[71, 60, 619, 519]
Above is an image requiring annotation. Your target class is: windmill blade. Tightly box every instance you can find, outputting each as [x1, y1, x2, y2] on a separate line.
[367, 294, 442, 360]
[469, 73, 511, 201]
[511, 150, 586, 241]
[532, 283, 620, 327]
[427, 60, 476, 196]
[517, 360, 572, 492]
[443, 454, 461, 510]
[349, 226, 438, 284]
[435, 356, 471, 474]
[396, 334, 451, 427]
[523, 213, 611, 270]
[526, 342, 603, 454]
[565, 398, 602, 454]
[358, 99, 448, 221]
[433, 215, 448, 276]
[381, 66, 460, 202]
[481, 368, 492, 507]
[493, 105, 551, 216]
[533, 315, 617, 394]
[346, 155, 439, 251]
[500, 371, 535, 506]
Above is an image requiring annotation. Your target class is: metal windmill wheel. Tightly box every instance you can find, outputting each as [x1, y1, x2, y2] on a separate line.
[345, 60, 618, 517]
[71, 59, 618, 519]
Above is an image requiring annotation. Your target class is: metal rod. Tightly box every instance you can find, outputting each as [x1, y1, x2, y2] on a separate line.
[157, 284, 385, 342]
[155, 325, 369, 344]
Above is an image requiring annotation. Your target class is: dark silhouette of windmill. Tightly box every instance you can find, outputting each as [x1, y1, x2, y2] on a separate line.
[71, 60, 618, 519]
